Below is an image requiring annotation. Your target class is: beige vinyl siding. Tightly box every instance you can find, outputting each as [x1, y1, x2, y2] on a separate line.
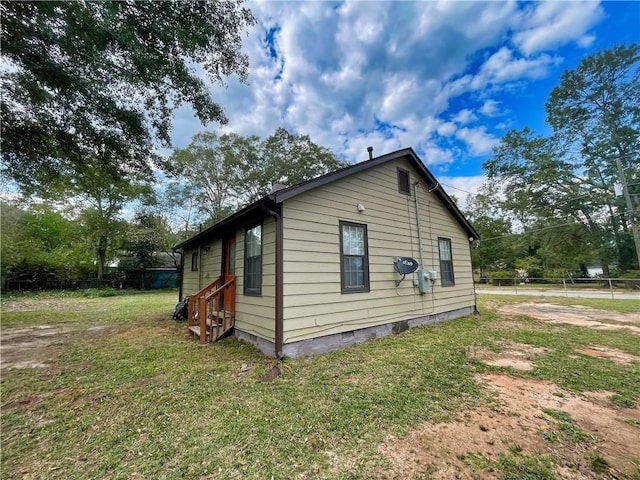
[281, 157, 474, 343]
[182, 247, 200, 294]
[181, 239, 223, 294]
[234, 216, 276, 342]
[201, 239, 222, 286]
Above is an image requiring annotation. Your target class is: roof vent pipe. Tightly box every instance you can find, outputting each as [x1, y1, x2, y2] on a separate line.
[367, 146, 373, 160]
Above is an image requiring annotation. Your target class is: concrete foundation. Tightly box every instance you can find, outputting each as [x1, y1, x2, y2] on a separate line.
[235, 305, 476, 358]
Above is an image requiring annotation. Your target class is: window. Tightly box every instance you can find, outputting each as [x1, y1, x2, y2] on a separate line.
[339, 221, 370, 293]
[244, 224, 262, 295]
[397, 168, 410, 195]
[191, 252, 199, 271]
[438, 237, 455, 286]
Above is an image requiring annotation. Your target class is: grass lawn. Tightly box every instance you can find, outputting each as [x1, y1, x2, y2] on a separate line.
[1, 290, 639, 479]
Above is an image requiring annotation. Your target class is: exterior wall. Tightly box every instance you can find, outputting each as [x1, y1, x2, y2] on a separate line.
[180, 218, 277, 344]
[281, 157, 475, 345]
[181, 239, 223, 294]
[234, 216, 277, 343]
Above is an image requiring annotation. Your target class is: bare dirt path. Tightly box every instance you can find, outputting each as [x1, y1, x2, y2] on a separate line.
[497, 302, 640, 334]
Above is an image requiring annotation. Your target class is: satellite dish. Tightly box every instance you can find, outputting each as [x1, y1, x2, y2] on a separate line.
[393, 257, 419, 274]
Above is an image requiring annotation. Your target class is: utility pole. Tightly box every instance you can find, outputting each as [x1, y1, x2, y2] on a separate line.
[615, 156, 640, 270]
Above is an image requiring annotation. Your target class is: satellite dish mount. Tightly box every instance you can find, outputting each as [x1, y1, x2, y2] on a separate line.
[393, 257, 419, 287]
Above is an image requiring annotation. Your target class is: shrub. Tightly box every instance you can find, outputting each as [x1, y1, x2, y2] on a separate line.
[488, 270, 515, 286]
[542, 268, 567, 283]
[80, 287, 120, 298]
[618, 270, 640, 290]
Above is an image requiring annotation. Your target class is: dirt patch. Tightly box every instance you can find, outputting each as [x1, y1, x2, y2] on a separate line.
[379, 374, 640, 479]
[498, 303, 640, 335]
[468, 341, 548, 371]
[0, 324, 118, 370]
[576, 345, 640, 365]
[1, 298, 91, 312]
[0, 325, 74, 370]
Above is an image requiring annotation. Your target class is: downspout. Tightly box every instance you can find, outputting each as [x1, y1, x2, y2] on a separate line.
[413, 182, 426, 268]
[469, 240, 480, 314]
[198, 243, 203, 289]
[173, 249, 183, 301]
[263, 204, 283, 359]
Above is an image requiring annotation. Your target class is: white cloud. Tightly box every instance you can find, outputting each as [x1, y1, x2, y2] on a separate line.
[512, 1, 603, 55]
[480, 99, 501, 117]
[166, 0, 611, 172]
[472, 47, 561, 89]
[577, 34, 596, 49]
[455, 127, 499, 156]
[452, 109, 478, 125]
[439, 175, 487, 211]
[437, 122, 457, 137]
[421, 146, 454, 166]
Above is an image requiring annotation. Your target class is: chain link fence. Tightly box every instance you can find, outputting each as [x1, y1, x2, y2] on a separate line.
[476, 277, 640, 299]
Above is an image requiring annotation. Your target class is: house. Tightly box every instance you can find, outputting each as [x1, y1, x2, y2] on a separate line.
[173, 147, 479, 357]
[118, 252, 179, 290]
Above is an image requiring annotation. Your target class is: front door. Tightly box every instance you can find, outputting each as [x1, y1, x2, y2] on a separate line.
[224, 236, 236, 281]
[223, 236, 236, 312]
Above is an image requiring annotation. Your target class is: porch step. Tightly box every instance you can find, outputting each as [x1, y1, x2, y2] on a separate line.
[188, 324, 234, 341]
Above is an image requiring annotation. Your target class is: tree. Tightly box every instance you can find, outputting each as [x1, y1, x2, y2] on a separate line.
[169, 129, 347, 224]
[464, 192, 517, 274]
[1, 0, 255, 193]
[170, 132, 254, 223]
[119, 213, 177, 288]
[42, 159, 156, 280]
[248, 128, 348, 201]
[1, 201, 95, 287]
[483, 127, 612, 272]
[546, 43, 640, 270]
[157, 181, 206, 241]
[479, 45, 640, 275]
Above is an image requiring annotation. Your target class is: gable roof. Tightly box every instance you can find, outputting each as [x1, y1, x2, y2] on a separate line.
[174, 147, 479, 250]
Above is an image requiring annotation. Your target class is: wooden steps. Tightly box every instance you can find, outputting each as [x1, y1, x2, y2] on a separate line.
[187, 276, 236, 344]
[188, 312, 235, 342]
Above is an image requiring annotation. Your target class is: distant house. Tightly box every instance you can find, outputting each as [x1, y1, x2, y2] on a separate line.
[114, 252, 179, 289]
[173, 148, 479, 357]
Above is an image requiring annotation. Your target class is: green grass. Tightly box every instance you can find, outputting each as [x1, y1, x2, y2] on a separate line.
[467, 448, 557, 480]
[541, 409, 594, 444]
[587, 452, 610, 475]
[0, 289, 178, 328]
[496, 450, 557, 480]
[1, 292, 639, 479]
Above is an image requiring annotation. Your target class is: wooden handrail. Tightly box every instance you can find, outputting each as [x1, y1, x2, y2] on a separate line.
[193, 277, 221, 297]
[188, 278, 221, 327]
[188, 276, 236, 344]
[203, 278, 236, 301]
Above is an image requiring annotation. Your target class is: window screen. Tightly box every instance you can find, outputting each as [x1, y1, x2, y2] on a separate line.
[339, 221, 370, 293]
[438, 237, 455, 286]
[244, 225, 262, 295]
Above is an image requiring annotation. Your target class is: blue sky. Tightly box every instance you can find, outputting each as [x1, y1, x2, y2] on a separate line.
[170, 0, 640, 200]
